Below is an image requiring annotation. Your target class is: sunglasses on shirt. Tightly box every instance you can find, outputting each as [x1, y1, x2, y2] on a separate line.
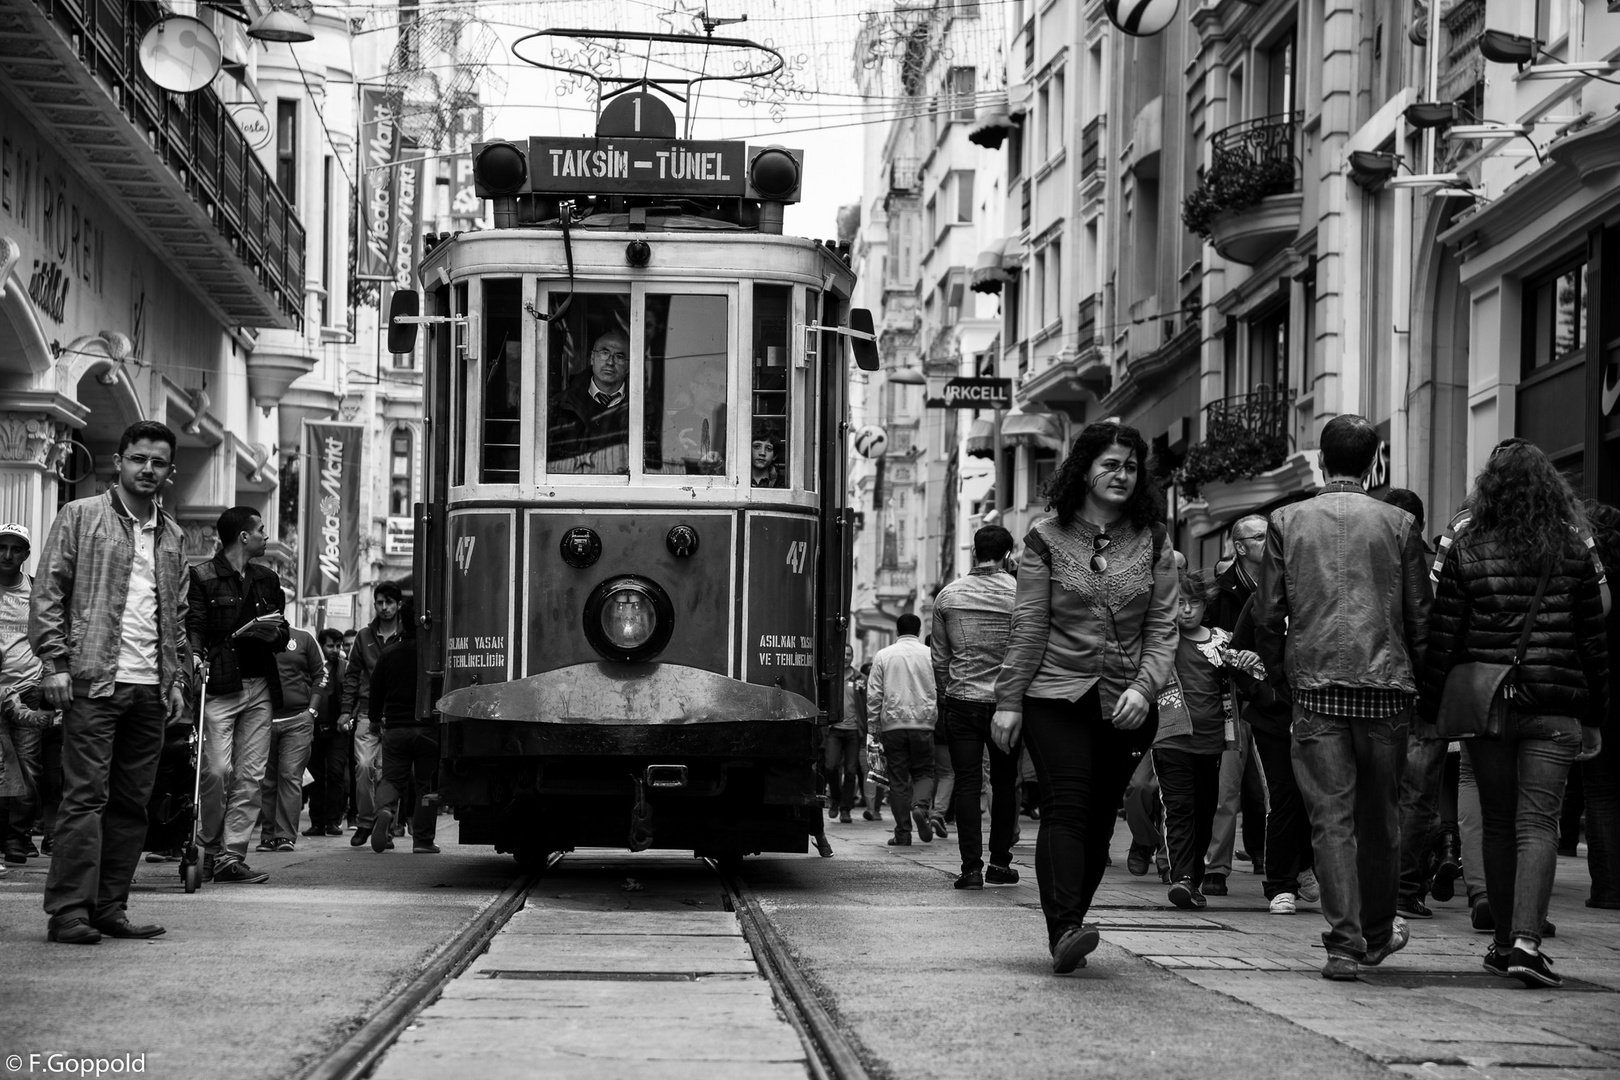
[1091, 533, 1111, 574]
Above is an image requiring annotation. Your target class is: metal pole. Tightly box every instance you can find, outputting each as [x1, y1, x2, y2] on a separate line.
[991, 407, 1005, 517]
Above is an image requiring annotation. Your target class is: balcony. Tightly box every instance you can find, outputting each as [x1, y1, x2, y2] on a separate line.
[0, 0, 304, 331]
[1182, 112, 1303, 266]
[890, 157, 920, 195]
[1173, 386, 1296, 499]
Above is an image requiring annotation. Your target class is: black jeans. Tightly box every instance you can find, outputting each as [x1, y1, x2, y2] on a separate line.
[1153, 746, 1221, 888]
[822, 728, 860, 812]
[1251, 726, 1314, 899]
[1022, 691, 1152, 948]
[306, 729, 350, 830]
[879, 729, 936, 836]
[1584, 734, 1620, 906]
[943, 698, 1020, 874]
[44, 684, 166, 925]
[376, 726, 440, 843]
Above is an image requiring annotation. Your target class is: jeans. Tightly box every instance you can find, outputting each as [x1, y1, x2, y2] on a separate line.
[43, 684, 166, 925]
[1206, 722, 1267, 875]
[932, 738, 955, 822]
[1251, 726, 1314, 899]
[1, 720, 42, 853]
[1458, 751, 1486, 905]
[353, 721, 381, 829]
[199, 677, 273, 862]
[822, 729, 860, 812]
[376, 726, 440, 843]
[943, 698, 1019, 874]
[257, 714, 314, 844]
[1122, 753, 1164, 859]
[1398, 732, 1450, 902]
[306, 729, 350, 831]
[879, 729, 935, 836]
[1154, 746, 1221, 888]
[1022, 691, 1150, 948]
[1466, 712, 1582, 946]
[1290, 704, 1407, 960]
[1584, 734, 1620, 905]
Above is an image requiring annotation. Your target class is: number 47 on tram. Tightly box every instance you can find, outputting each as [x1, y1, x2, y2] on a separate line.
[386, 90, 880, 870]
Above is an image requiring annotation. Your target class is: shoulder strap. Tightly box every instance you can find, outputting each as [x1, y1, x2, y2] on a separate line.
[1514, 561, 1555, 667]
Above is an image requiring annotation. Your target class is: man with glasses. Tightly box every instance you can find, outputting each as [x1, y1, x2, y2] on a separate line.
[31, 421, 192, 943]
[548, 330, 632, 475]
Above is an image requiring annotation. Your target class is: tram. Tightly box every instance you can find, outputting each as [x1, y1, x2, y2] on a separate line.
[387, 32, 878, 868]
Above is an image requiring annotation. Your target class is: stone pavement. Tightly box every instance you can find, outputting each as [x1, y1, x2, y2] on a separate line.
[817, 803, 1620, 1080]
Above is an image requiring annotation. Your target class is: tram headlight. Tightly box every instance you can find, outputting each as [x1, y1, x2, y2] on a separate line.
[583, 576, 675, 662]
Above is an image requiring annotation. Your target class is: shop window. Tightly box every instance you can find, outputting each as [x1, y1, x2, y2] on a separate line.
[389, 427, 412, 516]
[1524, 259, 1588, 373]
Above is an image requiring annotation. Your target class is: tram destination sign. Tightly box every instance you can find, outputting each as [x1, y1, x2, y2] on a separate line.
[926, 377, 1014, 409]
[527, 137, 748, 196]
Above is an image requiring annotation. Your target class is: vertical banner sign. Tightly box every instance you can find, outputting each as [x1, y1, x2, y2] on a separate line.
[357, 88, 398, 280]
[390, 136, 422, 291]
[300, 422, 364, 599]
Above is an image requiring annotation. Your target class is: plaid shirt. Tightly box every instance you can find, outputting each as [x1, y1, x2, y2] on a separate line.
[1297, 685, 1412, 719]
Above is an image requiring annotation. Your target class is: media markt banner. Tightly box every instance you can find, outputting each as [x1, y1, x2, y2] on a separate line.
[357, 88, 399, 280]
[300, 421, 364, 599]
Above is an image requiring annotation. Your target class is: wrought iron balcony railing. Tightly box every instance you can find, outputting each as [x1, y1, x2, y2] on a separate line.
[1173, 386, 1297, 496]
[1181, 112, 1303, 241]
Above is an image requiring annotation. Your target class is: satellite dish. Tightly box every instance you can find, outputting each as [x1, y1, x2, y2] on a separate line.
[138, 16, 223, 94]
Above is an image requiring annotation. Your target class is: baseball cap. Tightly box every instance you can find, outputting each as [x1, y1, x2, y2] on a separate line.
[0, 523, 30, 546]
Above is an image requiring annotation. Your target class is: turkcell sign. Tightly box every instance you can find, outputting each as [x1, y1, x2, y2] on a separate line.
[527, 137, 747, 196]
[927, 377, 1014, 409]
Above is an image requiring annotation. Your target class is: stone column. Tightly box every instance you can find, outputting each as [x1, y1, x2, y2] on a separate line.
[0, 411, 68, 543]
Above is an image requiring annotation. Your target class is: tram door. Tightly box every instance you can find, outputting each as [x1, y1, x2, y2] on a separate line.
[815, 288, 852, 726]
[415, 281, 455, 718]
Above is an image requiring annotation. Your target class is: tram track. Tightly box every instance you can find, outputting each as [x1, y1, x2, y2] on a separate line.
[297, 853, 872, 1080]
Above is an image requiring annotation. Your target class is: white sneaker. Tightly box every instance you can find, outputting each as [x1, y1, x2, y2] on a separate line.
[1298, 869, 1321, 904]
[1269, 892, 1298, 915]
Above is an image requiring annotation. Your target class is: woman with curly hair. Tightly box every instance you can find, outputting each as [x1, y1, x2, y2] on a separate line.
[992, 420, 1179, 973]
[1422, 441, 1607, 988]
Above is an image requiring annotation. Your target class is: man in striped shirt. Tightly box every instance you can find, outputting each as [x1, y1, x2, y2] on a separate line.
[932, 525, 1021, 890]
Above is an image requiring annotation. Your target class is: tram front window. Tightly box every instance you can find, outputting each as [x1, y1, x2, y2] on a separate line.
[643, 294, 728, 476]
[546, 293, 633, 475]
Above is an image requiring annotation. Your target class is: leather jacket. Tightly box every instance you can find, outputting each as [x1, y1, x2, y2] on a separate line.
[1255, 482, 1432, 696]
[187, 552, 290, 709]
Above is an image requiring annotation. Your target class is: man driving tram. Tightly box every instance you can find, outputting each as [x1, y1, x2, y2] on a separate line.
[547, 329, 633, 475]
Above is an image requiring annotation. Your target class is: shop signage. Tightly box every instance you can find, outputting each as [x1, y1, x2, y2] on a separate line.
[925, 376, 1013, 409]
[357, 88, 399, 281]
[385, 515, 414, 556]
[300, 421, 365, 599]
[227, 104, 273, 151]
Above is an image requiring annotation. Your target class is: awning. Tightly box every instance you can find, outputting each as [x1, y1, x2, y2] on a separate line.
[965, 418, 996, 458]
[1002, 411, 1065, 451]
[971, 237, 1018, 294]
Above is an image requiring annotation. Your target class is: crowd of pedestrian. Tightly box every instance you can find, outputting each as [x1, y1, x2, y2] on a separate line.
[846, 414, 1613, 987]
[0, 420, 439, 945]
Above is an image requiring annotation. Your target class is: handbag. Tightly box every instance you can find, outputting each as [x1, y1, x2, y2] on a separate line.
[1435, 562, 1553, 739]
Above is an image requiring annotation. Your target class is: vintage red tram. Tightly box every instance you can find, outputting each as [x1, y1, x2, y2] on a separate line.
[388, 46, 877, 867]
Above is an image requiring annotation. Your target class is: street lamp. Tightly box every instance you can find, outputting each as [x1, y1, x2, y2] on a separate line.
[886, 366, 927, 385]
[248, 6, 316, 43]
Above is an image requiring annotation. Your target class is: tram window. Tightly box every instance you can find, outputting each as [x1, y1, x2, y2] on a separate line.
[545, 291, 632, 475]
[644, 294, 728, 476]
[452, 282, 469, 487]
[803, 288, 821, 494]
[752, 284, 792, 489]
[480, 279, 524, 484]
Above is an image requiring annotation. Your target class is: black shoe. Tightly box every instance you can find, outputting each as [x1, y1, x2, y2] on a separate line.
[828, 806, 838, 819]
[1542, 918, 1556, 938]
[202, 854, 216, 882]
[22, 839, 39, 858]
[47, 918, 101, 945]
[912, 809, 933, 843]
[1126, 843, 1153, 877]
[954, 870, 984, 890]
[930, 816, 948, 840]
[324, 826, 344, 836]
[814, 834, 833, 858]
[93, 917, 166, 939]
[1471, 897, 1495, 931]
[1169, 878, 1207, 910]
[302, 826, 327, 837]
[1507, 947, 1561, 988]
[372, 808, 394, 853]
[350, 827, 371, 847]
[1482, 942, 1513, 978]
[255, 840, 277, 852]
[1398, 897, 1434, 919]
[1430, 861, 1461, 903]
[985, 864, 1021, 885]
[887, 835, 911, 846]
[40, 836, 53, 856]
[838, 811, 852, 824]
[413, 843, 441, 854]
[3, 848, 27, 865]
[1202, 873, 1228, 897]
[863, 809, 883, 822]
[212, 860, 269, 884]
[1051, 924, 1099, 974]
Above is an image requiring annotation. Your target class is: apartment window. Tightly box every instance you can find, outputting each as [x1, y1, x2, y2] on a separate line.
[1005, 275, 1022, 343]
[1523, 257, 1589, 373]
[1043, 241, 1062, 330]
[1052, 71, 1066, 152]
[1007, 124, 1024, 183]
[276, 99, 297, 202]
[955, 170, 975, 223]
[1250, 303, 1289, 394]
[946, 277, 965, 325]
[948, 66, 976, 122]
[1036, 84, 1050, 161]
[389, 427, 413, 516]
[1536, 0, 1569, 46]
[926, 195, 937, 242]
[320, 156, 333, 327]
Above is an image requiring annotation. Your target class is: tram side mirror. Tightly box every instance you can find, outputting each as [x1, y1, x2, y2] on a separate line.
[387, 290, 420, 355]
[849, 308, 879, 371]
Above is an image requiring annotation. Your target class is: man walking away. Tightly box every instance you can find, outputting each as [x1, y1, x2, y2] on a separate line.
[367, 635, 439, 853]
[868, 614, 937, 846]
[1256, 414, 1431, 980]
[932, 525, 1021, 889]
[32, 421, 191, 942]
[825, 645, 865, 823]
[341, 582, 406, 847]
[304, 629, 349, 837]
[257, 624, 327, 851]
[188, 506, 289, 884]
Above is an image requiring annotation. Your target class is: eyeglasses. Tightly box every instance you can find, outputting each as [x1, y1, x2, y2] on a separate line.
[1090, 533, 1112, 574]
[592, 347, 629, 364]
[1234, 531, 1267, 546]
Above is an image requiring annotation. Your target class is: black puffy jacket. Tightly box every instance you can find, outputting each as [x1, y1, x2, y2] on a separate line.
[1422, 530, 1608, 728]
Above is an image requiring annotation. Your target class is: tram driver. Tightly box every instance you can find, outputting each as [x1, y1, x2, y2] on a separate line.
[548, 330, 632, 475]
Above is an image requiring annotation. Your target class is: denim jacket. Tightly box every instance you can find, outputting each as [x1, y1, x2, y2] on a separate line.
[28, 490, 190, 699]
[1256, 482, 1432, 695]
